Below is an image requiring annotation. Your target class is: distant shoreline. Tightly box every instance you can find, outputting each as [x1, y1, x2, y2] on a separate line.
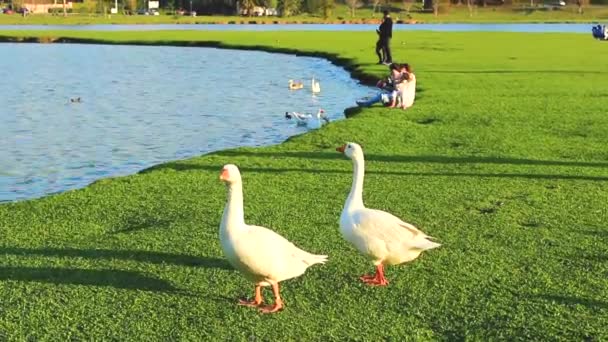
[0, 6, 605, 26]
[0, 19, 601, 25]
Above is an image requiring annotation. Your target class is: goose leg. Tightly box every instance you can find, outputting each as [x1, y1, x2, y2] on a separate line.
[238, 284, 263, 307]
[259, 282, 284, 314]
[360, 264, 389, 286]
[359, 263, 380, 281]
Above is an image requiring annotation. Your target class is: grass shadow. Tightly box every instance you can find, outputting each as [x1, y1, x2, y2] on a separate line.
[531, 294, 608, 310]
[580, 254, 608, 263]
[198, 151, 608, 168]
[574, 227, 608, 239]
[344, 106, 364, 118]
[424, 69, 608, 75]
[0, 266, 178, 292]
[144, 163, 608, 182]
[141, 150, 608, 169]
[0, 247, 232, 270]
[140, 149, 608, 182]
[111, 216, 174, 234]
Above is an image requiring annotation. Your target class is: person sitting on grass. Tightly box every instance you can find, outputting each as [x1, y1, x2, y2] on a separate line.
[356, 81, 396, 108]
[387, 63, 409, 108]
[399, 63, 417, 110]
[592, 25, 608, 40]
[357, 63, 408, 108]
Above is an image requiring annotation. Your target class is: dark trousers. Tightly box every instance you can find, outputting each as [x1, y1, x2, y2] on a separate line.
[381, 37, 392, 63]
[375, 39, 384, 63]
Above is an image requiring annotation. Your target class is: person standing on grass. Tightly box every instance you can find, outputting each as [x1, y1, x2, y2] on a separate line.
[375, 28, 384, 64]
[378, 10, 393, 65]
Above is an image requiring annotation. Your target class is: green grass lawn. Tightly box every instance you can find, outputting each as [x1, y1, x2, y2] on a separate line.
[0, 4, 607, 24]
[0, 30, 607, 340]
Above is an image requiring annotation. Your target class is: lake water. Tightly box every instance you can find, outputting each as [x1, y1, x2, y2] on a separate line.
[0, 43, 372, 202]
[0, 23, 594, 33]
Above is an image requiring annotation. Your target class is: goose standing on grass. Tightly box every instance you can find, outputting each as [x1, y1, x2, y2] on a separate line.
[311, 77, 321, 93]
[336, 143, 440, 286]
[288, 79, 304, 90]
[219, 164, 328, 313]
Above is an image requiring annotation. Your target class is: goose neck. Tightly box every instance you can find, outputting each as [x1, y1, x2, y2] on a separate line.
[221, 182, 245, 232]
[346, 156, 365, 210]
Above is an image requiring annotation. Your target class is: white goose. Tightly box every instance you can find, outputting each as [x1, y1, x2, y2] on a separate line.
[285, 111, 311, 124]
[285, 109, 329, 129]
[219, 164, 328, 313]
[311, 77, 321, 93]
[336, 143, 440, 286]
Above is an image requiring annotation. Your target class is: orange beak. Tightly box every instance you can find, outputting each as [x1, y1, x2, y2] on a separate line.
[336, 144, 346, 153]
[219, 169, 229, 181]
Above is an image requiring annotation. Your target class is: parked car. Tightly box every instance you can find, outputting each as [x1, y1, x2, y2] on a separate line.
[2, 8, 14, 14]
[136, 8, 149, 15]
[148, 9, 159, 15]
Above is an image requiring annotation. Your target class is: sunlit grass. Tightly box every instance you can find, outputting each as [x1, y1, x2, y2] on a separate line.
[0, 30, 607, 339]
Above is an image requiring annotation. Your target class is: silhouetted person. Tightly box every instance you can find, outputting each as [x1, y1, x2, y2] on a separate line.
[375, 29, 384, 64]
[378, 10, 393, 64]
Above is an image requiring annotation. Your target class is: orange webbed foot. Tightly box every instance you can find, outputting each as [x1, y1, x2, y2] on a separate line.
[362, 277, 389, 286]
[238, 298, 263, 307]
[360, 265, 390, 286]
[258, 303, 283, 314]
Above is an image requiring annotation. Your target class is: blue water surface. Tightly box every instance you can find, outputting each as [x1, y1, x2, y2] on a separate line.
[0, 43, 373, 202]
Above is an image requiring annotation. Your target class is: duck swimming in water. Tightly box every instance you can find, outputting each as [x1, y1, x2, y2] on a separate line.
[288, 80, 304, 90]
[285, 109, 329, 129]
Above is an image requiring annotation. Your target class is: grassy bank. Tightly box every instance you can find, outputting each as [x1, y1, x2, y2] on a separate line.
[0, 30, 607, 340]
[1, 4, 607, 24]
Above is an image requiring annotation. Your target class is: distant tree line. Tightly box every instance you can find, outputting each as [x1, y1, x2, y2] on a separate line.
[7, 0, 608, 16]
[186, 0, 608, 15]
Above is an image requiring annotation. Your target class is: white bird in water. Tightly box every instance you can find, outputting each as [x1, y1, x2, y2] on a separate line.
[285, 109, 329, 129]
[311, 77, 321, 93]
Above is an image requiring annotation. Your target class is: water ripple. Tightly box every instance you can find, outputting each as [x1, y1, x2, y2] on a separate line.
[0, 44, 373, 202]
